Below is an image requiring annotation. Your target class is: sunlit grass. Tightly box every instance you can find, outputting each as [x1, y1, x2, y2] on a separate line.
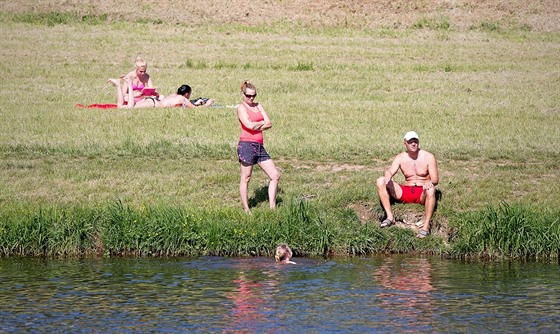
[0, 4, 559, 259]
[450, 203, 560, 260]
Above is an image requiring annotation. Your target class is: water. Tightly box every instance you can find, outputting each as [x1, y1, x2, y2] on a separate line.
[1, 255, 559, 333]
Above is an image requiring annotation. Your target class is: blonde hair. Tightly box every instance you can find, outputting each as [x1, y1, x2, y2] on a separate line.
[275, 243, 293, 262]
[240, 80, 256, 94]
[134, 56, 147, 69]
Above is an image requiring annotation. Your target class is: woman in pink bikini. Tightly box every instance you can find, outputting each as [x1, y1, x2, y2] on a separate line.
[121, 57, 156, 104]
[236, 80, 280, 213]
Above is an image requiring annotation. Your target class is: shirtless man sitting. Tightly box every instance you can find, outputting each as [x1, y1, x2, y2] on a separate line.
[376, 131, 439, 238]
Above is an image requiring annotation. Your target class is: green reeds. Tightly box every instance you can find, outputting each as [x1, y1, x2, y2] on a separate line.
[450, 202, 560, 260]
[0, 206, 99, 256]
[0, 200, 400, 258]
[101, 199, 346, 257]
[2, 201, 558, 260]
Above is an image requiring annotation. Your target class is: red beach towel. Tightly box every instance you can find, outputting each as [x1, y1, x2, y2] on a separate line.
[75, 103, 118, 109]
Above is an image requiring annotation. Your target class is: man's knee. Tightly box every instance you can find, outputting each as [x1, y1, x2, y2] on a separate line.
[376, 176, 387, 190]
[425, 187, 436, 199]
[421, 187, 437, 206]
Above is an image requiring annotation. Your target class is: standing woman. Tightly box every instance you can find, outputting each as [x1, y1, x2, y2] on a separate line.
[237, 80, 280, 213]
[122, 56, 155, 104]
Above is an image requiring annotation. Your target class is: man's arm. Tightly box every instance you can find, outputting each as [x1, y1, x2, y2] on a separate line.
[383, 154, 401, 184]
[428, 153, 439, 185]
[422, 153, 439, 190]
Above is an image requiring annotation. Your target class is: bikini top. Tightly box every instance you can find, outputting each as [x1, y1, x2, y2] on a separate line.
[131, 82, 145, 91]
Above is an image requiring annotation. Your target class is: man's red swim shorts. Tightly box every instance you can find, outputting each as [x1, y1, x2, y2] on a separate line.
[399, 185, 424, 204]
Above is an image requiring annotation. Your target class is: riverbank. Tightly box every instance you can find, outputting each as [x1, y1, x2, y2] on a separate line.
[1, 200, 558, 261]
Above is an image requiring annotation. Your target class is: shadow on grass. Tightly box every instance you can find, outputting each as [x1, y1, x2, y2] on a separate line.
[248, 185, 283, 209]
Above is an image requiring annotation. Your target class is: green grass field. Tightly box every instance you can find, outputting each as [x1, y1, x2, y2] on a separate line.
[0, 4, 558, 259]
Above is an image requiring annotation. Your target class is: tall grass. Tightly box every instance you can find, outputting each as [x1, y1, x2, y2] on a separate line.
[101, 199, 352, 257]
[450, 203, 560, 260]
[2, 200, 558, 260]
[0, 205, 99, 256]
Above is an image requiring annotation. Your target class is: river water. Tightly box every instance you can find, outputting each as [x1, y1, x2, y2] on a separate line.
[0, 255, 559, 333]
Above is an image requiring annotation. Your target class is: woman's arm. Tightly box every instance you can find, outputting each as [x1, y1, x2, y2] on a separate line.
[258, 105, 272, 131]
[237, 105, 266, 130]
[146, 75, 154, 88]
[182, 98, 197, 109]
[123, 71, 142, 98]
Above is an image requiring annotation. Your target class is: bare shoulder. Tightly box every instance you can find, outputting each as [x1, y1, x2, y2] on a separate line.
[394, 151, 408, 162]
[237, 103, 249, 118]
[420, 149, 436, 158]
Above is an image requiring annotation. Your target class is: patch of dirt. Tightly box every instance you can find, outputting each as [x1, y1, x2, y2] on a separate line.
[349, 202, 453, 241]
[3, 0, 559, 32]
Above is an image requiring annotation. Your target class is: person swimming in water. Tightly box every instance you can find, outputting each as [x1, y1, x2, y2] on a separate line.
[275, 243, 296, 264]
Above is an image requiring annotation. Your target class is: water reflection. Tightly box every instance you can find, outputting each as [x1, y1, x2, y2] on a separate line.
[373, 256, 435, 332]
[0, 256, 559, 333]
[224, 259, 281, 333]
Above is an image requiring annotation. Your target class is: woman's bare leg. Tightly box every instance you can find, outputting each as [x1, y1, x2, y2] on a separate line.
[258, 159, 280, 209]
[122, 76, 135, 108]
[107, 78, 132, 108]
[108, 78, 123, 107]
[240, 163, 253, 213]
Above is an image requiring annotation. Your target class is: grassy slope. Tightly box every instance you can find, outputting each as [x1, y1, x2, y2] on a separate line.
[0, 1, 558, 257]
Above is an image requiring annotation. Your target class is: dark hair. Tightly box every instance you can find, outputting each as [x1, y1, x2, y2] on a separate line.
[177, 84, 192, 96]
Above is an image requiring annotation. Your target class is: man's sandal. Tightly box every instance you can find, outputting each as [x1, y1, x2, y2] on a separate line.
[417, 229, 429, 239]
[380, 219, 394, 228]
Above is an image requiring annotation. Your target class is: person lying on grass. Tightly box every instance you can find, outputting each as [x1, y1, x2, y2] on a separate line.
[376, 131, 439, 239]
[108, 76, 214, 109]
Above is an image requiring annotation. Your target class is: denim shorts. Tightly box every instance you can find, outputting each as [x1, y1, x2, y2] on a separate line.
[237, 141, 271, 165]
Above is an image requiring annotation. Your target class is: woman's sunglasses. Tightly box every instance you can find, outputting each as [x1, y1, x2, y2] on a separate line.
[244, 93, 256, 98]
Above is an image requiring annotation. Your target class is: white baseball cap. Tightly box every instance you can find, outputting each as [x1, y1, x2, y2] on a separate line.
[404, 131, 419, 141]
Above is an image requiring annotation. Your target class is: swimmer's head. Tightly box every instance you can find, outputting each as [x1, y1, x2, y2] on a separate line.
[275, 243, 293, 263]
